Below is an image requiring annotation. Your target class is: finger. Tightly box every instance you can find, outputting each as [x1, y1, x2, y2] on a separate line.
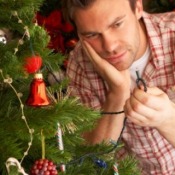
[81, 40, 91, 59]
[132, 88, 166, 111]
[82, 40, 123, 82]
[125, 93, 157, 120]
[82, 40, 109, 74]
[82, 40, 101, 65]
[124, 99, 149, 126]
[127, 115, 149, 127]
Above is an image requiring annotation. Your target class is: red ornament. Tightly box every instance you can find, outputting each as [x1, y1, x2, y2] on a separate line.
[63, 59, 69, 69]
[30, 159, 58, 175]
[36, 9, 76, 54]
[61, 22, 74, 33]
[26, 73, 50, 107]
[65, 38, 78, 50]
[24, 55, 42, 74]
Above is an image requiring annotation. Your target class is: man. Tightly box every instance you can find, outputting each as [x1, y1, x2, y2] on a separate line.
[62, 0, 175, 174]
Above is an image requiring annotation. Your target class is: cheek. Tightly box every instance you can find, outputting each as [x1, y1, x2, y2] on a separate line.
[121, 25, 140, 50]
[85, 39, 103, 54]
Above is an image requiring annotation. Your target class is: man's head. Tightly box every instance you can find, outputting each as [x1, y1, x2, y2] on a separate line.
[62, 0, 147, 71]
[62, 0, 137, 24]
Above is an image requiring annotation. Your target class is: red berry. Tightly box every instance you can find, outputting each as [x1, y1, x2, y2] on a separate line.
[30, 159, 58, 175]
[44, 171, 50, 175]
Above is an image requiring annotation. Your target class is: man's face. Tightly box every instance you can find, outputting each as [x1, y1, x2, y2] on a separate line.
[74, 0, 145, 71]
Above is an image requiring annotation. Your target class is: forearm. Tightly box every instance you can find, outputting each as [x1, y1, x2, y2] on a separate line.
[158, 129, 175, 147]
[84, 91, 127, 145]
[156, 102, 175, 147]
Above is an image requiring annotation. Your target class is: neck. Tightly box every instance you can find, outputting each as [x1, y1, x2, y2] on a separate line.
[136, 19, 148, 60]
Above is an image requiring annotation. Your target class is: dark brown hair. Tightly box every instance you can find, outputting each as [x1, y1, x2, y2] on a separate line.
[62, 0, 137, 23]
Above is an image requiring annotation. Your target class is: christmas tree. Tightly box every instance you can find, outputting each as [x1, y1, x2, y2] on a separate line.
[0, 1, 141, 175]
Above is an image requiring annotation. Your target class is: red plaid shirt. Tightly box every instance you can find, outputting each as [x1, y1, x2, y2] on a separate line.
[66, 12, 175, 174]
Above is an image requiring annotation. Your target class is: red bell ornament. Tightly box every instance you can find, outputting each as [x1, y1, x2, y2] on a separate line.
[26, 73, 50, 107]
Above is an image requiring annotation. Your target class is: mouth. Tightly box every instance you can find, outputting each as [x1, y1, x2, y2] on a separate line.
[106, 51, 127, 64]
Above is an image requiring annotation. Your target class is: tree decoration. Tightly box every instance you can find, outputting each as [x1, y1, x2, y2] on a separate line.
[113, 162, 119, 175]
[30, 130, 58, 175]
[23, 55, 43, 74]
[30, 159, 58, 175]
[11, 11, 31, 55]
[0, 33, 7, 44]
[0, 69, 34, 175]
[0, 29, 10, 44]
[57, 123, 66, 172]
[26, 73, 51, 107]
[65, 38, 79, 52]
[6, 157, 28, 175]
[36, 9, 77, 54]
[0, 36, 6, 44]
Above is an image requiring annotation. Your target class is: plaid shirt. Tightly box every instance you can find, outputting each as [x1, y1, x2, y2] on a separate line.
[66, 12, 175, 174]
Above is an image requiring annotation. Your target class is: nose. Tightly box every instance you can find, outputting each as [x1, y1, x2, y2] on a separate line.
[102, 32, 118, 53]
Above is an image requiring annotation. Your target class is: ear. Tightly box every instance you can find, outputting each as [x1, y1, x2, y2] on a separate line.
[135, 0, 143, 20]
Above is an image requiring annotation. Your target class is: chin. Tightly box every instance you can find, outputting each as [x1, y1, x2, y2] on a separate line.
[114, 63, 129, 71]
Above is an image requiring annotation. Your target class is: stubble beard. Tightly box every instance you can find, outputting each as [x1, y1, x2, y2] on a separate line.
[112, 47, 137, 71]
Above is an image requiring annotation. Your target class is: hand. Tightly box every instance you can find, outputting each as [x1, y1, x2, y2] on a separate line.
[81, 41, 130, 144]
[82, 40, 130, 94]
[124, 86, 175, 129]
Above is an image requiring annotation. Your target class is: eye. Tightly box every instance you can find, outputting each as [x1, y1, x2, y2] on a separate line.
[114, 21, 123, 28]
[84, 33, 98, 39]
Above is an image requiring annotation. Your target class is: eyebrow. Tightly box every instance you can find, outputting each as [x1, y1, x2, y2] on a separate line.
[79, 15, 126, 36]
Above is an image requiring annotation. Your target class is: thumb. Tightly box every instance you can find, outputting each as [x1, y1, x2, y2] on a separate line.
[146, 86, 164, 95]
